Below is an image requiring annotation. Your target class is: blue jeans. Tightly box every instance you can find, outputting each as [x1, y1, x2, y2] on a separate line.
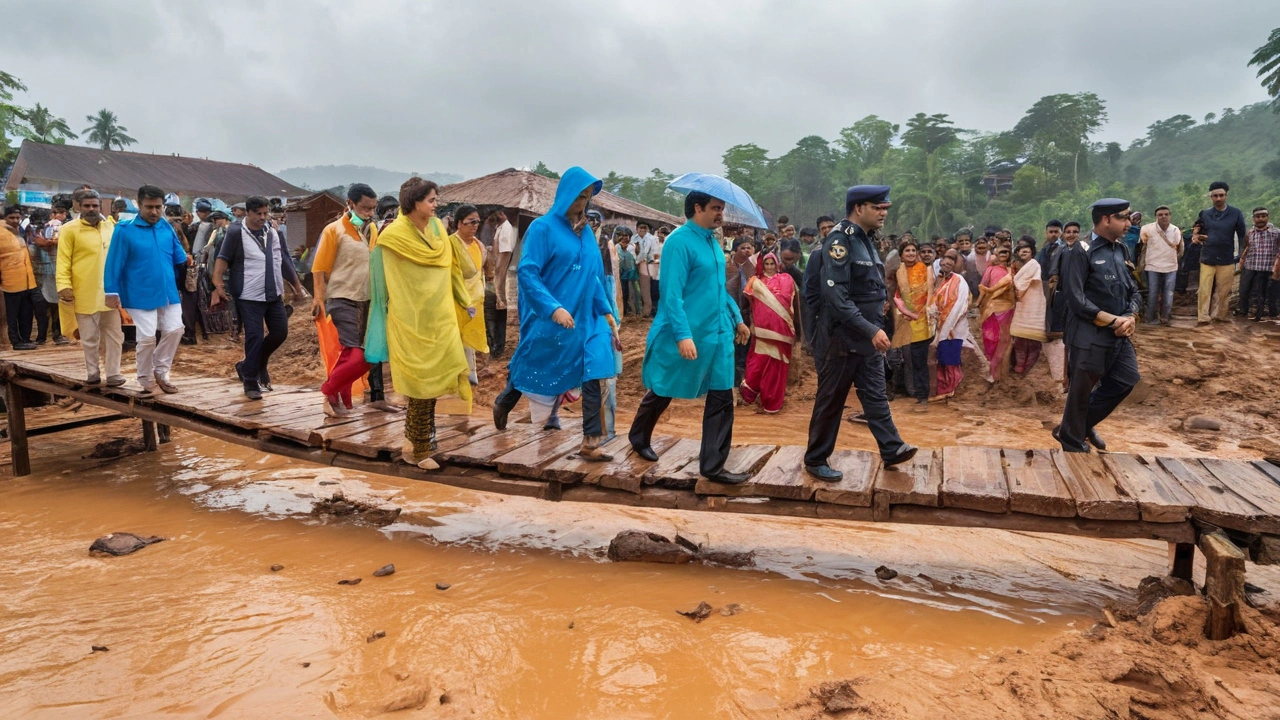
[1145, 270, 1176, 323]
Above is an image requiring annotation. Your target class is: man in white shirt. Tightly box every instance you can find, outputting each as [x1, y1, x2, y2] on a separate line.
[1138, 205, 1182, 325]
[489, 210, 517, 356]
[633, 221, 657, 316]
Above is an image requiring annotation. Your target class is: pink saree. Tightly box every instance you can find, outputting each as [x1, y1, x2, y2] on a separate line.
[740, 259, 796, 413]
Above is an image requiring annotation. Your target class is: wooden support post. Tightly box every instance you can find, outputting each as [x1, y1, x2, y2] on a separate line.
[1169, 541, 1196, 582]
[1199, 531, 1246, 640]
[157, 423, 171, 444]
[141, 420, 158, 452]
[5, 381, 30, 477]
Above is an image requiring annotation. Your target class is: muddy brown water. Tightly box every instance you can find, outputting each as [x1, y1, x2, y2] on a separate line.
[0, 424, 1189, 719]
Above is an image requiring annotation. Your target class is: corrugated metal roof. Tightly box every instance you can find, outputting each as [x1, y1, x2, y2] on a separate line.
[4, 140, 309, 201]
[439, 168, 683, 228]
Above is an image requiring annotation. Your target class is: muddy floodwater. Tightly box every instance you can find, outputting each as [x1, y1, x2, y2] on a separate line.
[0, 427, 1187, 719]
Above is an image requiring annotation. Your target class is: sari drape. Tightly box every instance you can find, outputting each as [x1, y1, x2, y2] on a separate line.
[977, 265, 1015, 382]
[740, 264, 795, 413]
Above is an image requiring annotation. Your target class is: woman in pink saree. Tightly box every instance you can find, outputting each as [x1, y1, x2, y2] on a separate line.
[977, 246, 1015, 383]
[739, 253, 796, 413]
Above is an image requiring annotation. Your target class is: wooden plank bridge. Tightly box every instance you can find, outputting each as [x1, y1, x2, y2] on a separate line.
[3, 345, 1279, 637]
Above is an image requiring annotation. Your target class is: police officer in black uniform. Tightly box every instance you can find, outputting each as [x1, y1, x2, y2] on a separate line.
[1054, 198, 1142, 453]
[803, 185, 917, 480]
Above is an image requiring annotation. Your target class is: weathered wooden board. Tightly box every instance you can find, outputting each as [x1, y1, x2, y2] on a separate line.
[438, 424, 551, 467]
[597, 435, 679, 494]
[308, 414, 406, 447]
[543, 435, 634, 484]
[642, 438, 703, 490]
[1002, 448, 1076, 518]
[694, 444, 781, 496]
[494, 432, 586, 480]
[1253, 460, 1280, 488]
[941, 446, 1008, 514]
[698, 445, 813, 500]
[1050, 450, 1139, 520]
[1200, 459, 1280, 534]
[873, 448, 941, 509]
[1101, 453, 1194, 523]
[1155, 456, 1268, 533]
[325, 419, 408, 457]
[812, 449, 879, 507]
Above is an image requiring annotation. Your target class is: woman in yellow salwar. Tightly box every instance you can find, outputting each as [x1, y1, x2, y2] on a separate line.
[450, 204, 488, 385]
[366, 178, 475, 470]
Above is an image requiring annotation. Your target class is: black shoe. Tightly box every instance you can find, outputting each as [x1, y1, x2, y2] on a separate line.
[492, 402, 512, 430]
[13, 342, 37, 350]
[882, 444, 918, 468]
[805, 464, 844, 482]
[1053, 424, 1091, 453]
[543, 417, 561, 431]
[1086, 428, 1107, 451]
[180, 337, 197, 346]
[235, 361, 246, 382]
[53, 336, 70, 346]
[703, 471, 750, 485]
[633, 445, 658, 462]
[244, 385, 262, 401]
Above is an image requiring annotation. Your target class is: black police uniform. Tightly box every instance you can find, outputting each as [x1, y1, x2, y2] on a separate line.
[803, 219, 910, 466]
[1057, 232, 1141, 452]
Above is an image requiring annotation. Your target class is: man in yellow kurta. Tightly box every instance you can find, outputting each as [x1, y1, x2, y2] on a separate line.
[56, 191, 125, 386]
[366, 179, 474, 470]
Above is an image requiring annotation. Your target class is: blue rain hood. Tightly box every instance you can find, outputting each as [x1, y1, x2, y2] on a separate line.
[507, 167, 616, 396]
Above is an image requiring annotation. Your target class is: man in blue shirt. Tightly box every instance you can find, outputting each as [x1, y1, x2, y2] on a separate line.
[1193, 181, 1249, 323]
[103, 185, 188, 395]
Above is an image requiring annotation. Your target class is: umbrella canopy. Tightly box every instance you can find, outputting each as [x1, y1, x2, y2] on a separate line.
[667, 172, 768, 229]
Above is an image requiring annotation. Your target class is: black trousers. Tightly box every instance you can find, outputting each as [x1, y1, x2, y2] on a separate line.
[805, 349, 908, 466]
[495, 377, 605, 437]
[1239, 269, 1273, 317]
[237, 298, 289, 388]
[4, 290, 34, 345]
[180, 287, 204, 341]
[628, 389, 734, 477]
[367, 362, 386, 401]
[1058, 339, 1139, 452]
[908, 338, 931, 401]
[649, 277, 661, 314]
[31, 289, 57, 342]
[733, 342, 749, 388]
[484, 289, 507, 357]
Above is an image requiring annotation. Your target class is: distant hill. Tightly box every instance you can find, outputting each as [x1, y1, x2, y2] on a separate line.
[1120, 102, 1280, 188]
[276, 165, 463, 196]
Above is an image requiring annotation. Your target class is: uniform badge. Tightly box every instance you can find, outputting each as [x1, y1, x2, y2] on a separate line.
[827, 279, 835, 286]
[829, 244, 847, 260]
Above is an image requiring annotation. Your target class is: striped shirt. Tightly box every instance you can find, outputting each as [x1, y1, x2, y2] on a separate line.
[1244, 224, 1280, 273]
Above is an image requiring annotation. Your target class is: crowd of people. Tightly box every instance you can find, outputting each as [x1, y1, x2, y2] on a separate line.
[0, 173, 1276, 478]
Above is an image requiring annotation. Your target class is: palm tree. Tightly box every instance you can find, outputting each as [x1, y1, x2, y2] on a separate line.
[23, 103, 77, 144]
[1249, 28, 1280, 103]
[82, 109, 136, 150]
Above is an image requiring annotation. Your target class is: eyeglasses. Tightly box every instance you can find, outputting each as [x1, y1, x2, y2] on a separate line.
[1112, 212, 1132, 221]
[461, 219, 481, 226]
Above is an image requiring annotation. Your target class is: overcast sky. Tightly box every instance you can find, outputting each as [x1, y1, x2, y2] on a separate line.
[5, 0, 1272, 181]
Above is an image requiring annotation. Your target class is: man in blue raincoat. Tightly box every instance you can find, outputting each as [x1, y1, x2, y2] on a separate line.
[493, 166, 620, 460]
[628, 191, 753, 484]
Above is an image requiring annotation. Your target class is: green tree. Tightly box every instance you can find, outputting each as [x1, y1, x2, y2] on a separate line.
[1204, 112, 1217, 124]
[891, 147, 966, 238]
[765, 135, 839, 225]
[22, 103, 77, 144]
[1105, 142, 1123, 168]
[902, 113, 960, 154]
[83, 109, 136, 150]
[637, 168, 682, 216]
[835, 115, 899, 170]
[0, 69, 29, 169]
[1007, 93, 1107, 190]
[1248, 27, 1280, 106]
[531, 160, 559, 179]
[1145, 114, 1197, 142]
[721, 143, 770, 198]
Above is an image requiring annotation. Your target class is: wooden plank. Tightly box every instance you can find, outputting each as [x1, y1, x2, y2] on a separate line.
[597, 435, 679, 494]
[1156, 457, 1270, 534]
[1200, 459, 1280, 534]
[1102, 453, 1194, 523]
[641, 438, 703, 490]
[873, 448, 941, 510]
[437, 424, 552, 467]
[1200, 532, 1246, 640]
[325, 419, 407, 457]
[1002, 448, 1076, 518]
[5, 381, 30, 476]
[941, 446, 1008, 514]
[692, 444, 782, 496]
[1253, 460, 1280, 488]
[697, 445, 812, 500]
[811, 450, 879, 507]
[307, 413, 403, 447]
[544, 435, 633, 484]
[494, 432, 585, 480]
[1051, 450, 1139, 520]
[886, 505, 1195, 544]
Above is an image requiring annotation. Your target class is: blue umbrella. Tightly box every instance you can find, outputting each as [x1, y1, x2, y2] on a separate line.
[667, 172, 769, 229]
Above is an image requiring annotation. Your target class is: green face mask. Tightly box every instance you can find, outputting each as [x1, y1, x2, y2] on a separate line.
[349, 210, 366, 228]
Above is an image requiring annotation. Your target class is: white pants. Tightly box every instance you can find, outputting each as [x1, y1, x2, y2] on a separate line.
[127, 303, 184, 387]
[1044, 338, 1066, 383]
[76, 310, 124, 382]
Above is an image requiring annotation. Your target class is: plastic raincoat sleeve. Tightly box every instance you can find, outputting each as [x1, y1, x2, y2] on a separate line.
[515, 223, 562, 319]
[657, 240, 693, 342]
[592, 275, 613, 318]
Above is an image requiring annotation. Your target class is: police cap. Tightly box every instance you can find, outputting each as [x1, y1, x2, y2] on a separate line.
[845, 185, 891, 215]
[1090, 198, 1130, 215]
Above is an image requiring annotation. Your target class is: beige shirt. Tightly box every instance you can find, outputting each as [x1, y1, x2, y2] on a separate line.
[312, 215, 376, 302]
[1139, 222, 1181, 274]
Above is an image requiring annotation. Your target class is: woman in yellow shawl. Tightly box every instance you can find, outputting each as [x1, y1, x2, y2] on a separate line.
[366, 179, 475, 470]
[890, 238, 935, 411]
[451, 204, 488, 384]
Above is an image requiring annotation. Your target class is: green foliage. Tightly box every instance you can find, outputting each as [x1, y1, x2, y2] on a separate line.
[1146, 114, 1197, 142]
[902, 113, 961, 154]
[0, 69, 29, 170]
[531, 161, 559, 179]
[82, 109, 136, 150]
[22, 103, 77, 144]
[1248, 27, 1280, 104]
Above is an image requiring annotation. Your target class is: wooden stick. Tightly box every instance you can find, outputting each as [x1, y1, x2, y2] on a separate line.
[5, 380, 29, 477]
[142, 420, 157, 452]
[1199, 531, 1246, 640]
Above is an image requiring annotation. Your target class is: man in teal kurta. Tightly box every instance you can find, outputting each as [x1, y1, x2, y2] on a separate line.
[629, 191, 752, 484]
